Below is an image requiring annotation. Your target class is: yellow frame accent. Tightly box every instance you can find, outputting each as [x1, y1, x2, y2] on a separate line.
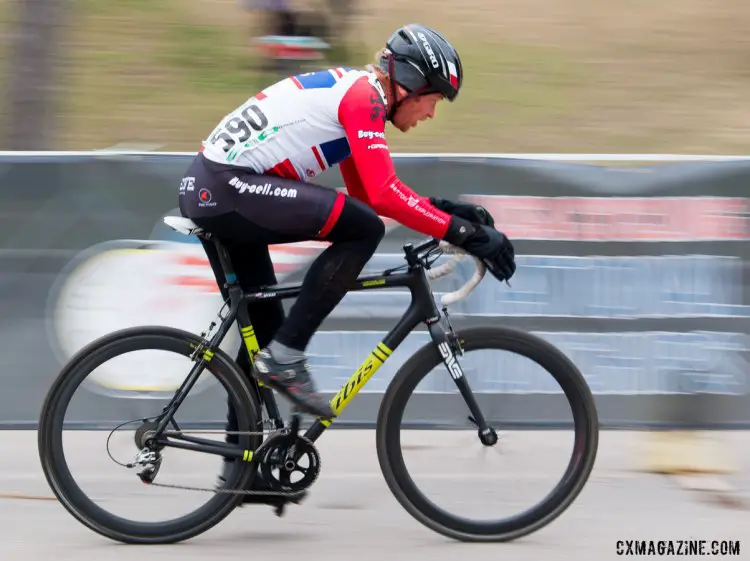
[240, 328, 392, 427]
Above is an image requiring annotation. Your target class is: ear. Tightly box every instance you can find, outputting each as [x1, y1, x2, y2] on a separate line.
[394, 83, 411, 102]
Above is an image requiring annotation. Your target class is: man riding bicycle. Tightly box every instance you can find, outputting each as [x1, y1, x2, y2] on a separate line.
[179, 23, 517, 422]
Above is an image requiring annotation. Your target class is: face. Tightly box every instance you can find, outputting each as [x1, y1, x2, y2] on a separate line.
[391, 91, 444, 132]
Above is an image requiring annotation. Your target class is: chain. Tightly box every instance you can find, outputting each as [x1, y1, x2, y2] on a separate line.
[145, 481, 307, 498]
[177, 424, 282, 436]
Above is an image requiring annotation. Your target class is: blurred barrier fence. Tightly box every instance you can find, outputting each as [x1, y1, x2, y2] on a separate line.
[2, 151, 750, 432]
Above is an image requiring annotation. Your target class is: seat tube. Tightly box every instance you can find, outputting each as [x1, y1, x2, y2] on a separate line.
[213, 236, 238, 285]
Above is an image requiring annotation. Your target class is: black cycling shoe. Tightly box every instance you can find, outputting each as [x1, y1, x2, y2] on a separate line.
[252, 348, 336, 420]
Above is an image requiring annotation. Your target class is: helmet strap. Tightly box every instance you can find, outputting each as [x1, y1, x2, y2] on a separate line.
[386, 55, 401, 122]
[384, 55, 433, 122]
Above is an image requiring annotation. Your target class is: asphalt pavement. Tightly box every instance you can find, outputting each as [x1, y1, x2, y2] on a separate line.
[1, 430, 748, 561]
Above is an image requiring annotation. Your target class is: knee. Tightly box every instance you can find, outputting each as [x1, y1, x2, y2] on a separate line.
[353, 204, 385, 254]
[364, 212, 386, 245]
[329, 196, 386, 249]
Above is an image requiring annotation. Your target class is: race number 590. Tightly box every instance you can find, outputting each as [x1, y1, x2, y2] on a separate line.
[210, 104, 269, 152]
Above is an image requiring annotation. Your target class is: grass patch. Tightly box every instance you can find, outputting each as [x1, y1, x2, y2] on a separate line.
[388, 41, 586, 152]
[79, 0, 165, 15]
[163, 22, 268, 94]
[6, 0, 750, 154]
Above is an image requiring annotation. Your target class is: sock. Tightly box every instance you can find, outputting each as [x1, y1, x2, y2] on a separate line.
[267, 339, 305, 364]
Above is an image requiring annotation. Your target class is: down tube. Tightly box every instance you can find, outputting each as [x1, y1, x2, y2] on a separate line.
[303, 302, 424, 441]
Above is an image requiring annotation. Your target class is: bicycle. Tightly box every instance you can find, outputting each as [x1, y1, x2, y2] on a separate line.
[37, 215, 599, 545]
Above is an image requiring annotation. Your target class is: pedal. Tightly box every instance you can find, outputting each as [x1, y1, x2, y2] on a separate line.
[233, 467, 309, 511]
[239, 489, 308, 508]
[273, 490, 310, 517]
[239, 489, 308, 519]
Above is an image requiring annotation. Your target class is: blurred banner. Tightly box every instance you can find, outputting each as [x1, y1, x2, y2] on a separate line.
[2, 152, 750, 428]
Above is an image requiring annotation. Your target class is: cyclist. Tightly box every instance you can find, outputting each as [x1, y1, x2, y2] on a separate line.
[179, 23, 517, 422]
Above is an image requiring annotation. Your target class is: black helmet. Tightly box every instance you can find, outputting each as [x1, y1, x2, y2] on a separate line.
[379, 23, 463, 108]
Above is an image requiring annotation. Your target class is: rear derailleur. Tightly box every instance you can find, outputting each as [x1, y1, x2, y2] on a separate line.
[133, 421, 164, 484]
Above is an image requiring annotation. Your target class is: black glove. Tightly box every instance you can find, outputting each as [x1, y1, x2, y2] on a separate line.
[429, 197, 495, 228]
[444, 216, 516, 283]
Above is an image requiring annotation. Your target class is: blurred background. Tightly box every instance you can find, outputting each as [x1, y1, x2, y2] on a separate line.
[3, 0, 750, 153]
[0, 1, 749, 554]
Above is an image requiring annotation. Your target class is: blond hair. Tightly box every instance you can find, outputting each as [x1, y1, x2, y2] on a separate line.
[365, 47, 390, 78]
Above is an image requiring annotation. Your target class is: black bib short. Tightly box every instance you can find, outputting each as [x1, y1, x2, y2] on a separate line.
[178, 153, 385, 364]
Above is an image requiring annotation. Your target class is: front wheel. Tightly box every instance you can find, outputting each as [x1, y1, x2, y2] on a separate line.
[375, 325, 599, 542]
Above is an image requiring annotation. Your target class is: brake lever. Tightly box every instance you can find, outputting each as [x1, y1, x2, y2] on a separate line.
[424, 250, 444, 269]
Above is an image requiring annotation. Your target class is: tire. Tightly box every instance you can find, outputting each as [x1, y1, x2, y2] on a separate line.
[37, 326, 264, 544]
[375, 325, 599, 542]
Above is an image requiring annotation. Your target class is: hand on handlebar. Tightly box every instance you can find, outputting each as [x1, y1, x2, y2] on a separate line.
[443, 216, 516, 284]
[463, 225, 516, 283]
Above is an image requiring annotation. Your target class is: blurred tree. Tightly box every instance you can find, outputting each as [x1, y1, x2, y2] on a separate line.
[4, 0, 67, 150]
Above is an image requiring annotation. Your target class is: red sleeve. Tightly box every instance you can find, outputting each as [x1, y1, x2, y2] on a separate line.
[339, 156, 371, 205]
[337, 76, 452, 239]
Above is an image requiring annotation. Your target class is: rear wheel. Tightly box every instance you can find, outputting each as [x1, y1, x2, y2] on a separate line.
[37, 326, 263, 544]
[376, 325, 599, 542]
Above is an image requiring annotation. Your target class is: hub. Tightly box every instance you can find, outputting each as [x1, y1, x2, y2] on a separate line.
[134, 421, 160, 449]
[469, 415, 498, 446]
[479, 426, 498, 447]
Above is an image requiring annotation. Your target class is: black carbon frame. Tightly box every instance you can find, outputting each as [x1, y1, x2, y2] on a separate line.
[152, 236, 491, 460]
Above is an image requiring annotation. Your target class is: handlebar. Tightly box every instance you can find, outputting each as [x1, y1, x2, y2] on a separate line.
[421, 240, 486, 306]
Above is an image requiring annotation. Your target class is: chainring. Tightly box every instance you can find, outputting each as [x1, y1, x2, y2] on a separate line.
[259, 433, 320, 493]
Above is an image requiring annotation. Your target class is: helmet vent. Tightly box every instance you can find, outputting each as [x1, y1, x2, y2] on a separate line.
[398, 30, 413, 44]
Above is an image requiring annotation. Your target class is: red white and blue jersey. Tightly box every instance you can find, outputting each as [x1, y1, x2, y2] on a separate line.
[199, 67, 452, 239]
